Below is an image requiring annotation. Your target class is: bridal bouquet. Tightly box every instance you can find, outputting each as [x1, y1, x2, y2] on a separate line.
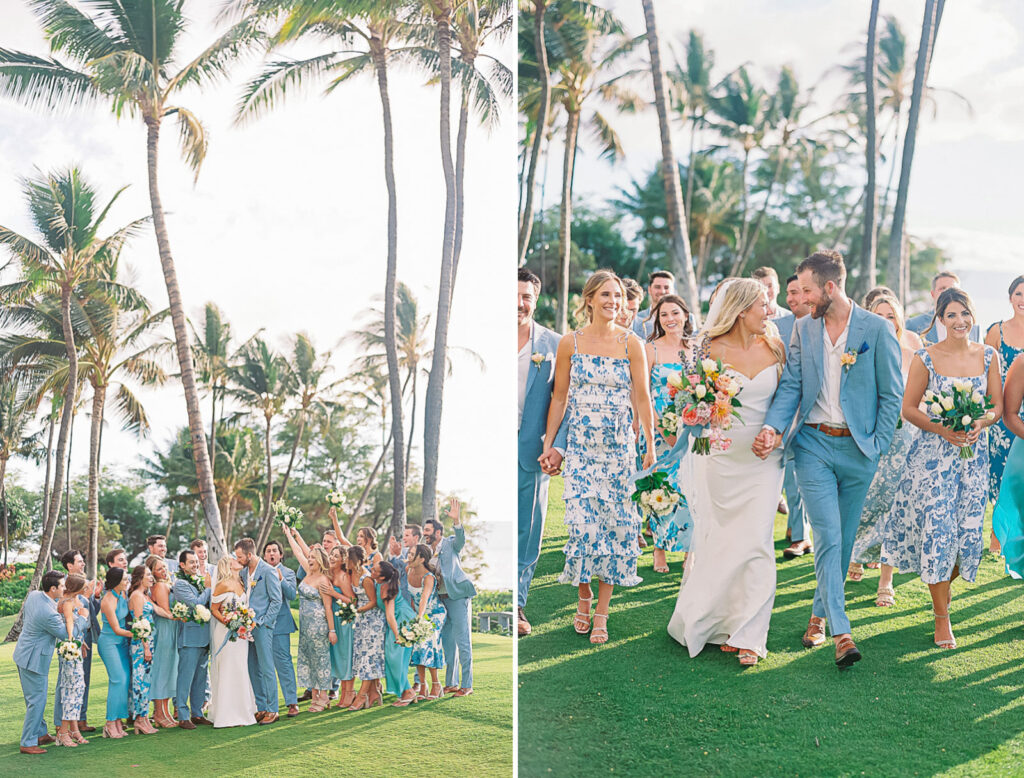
[326, 490, 346, 509]
[924, 384, 996, 459]
[223, 601, 256, 642]
[57, 637, 83, 663]
[664, 357, 743, 455]
[130, 617, 153, 641]
[631, 470, 683, 520]
[395, 616, 436, 647]
[171, 602, 191, 621]
[335, 600, 358, 625]
[273, 499, 304, 530]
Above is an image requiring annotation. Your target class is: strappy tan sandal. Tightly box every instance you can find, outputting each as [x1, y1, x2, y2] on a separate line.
[653, 549, 670, 574]
[573, 594, 593, 634]
[875, 585, 895, 607]
[933, 612, 956, 650]
[589, 612, 609, 645]
[847, 562, 864, 582]
[720, 643, 738, 653]
[738, 649, 758, 666]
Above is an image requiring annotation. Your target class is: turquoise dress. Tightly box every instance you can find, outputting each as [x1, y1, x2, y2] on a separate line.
[987, 322, 1024, 502]
[129, 599, 155, 717]
[409, 573, 446, 669]
[559, 333, 641, 587]
[378, 584, 415, 696]
[638, 348, 694, 552]
[993, 434, 1024, 578]
[96, 592, 130, 720]
[150, 584, 179, 699]
[329, 583, 355, 682]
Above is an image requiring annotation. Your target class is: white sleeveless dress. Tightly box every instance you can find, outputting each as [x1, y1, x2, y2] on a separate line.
[208, 589, 258, 728]
[667, 365, 784, 659]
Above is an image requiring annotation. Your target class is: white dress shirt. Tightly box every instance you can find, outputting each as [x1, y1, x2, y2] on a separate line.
[806, 308, 852, 426]
[518, 322, 534, 429]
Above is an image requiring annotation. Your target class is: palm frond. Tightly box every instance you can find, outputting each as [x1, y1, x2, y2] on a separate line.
[169, 14, 269, 93]
[164, 106, 208, 180]
[234, 52, 344, 123]
[0, 48, 99, 111]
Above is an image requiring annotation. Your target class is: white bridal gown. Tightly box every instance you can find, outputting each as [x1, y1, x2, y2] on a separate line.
[208, 589, 258, 727]
[667, 364, 784, 659]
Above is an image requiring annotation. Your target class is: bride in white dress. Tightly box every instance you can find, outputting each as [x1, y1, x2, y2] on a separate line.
[667, 279, 786, 666]
[208, 556, 258, 727]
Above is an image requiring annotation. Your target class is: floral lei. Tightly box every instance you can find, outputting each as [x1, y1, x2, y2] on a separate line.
[177, 570, 205, 594]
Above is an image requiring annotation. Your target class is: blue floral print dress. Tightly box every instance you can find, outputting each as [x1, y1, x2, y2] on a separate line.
[559, 332, 641, 587]
[351, 571, 385, 680]
[408, 572, 446, 669]
[637, 345, 694, 552]
[297, 582, 332, 689]
[129, 598, 156, 717]
[56, 597, 89, 721]
[987, 323, 1022, 502]
[881, 347, 994, 584]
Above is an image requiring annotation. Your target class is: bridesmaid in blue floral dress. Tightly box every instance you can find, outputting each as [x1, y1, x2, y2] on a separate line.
[540, 271, 657, 645]
[375, 561, 417, 706]
[56, 575, 90, 746]
[993, 354, 1024, 577]
[346, 547, 384, 710]
[882, 289, 1003, 650]
[128, 565, 158, 734]
[640, 294, 696, 573]
[406, 545, 446, 700]
[97, 566, 132, 738]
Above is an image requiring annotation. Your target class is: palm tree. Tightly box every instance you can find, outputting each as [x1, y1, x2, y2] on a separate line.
[861, 0, 881, 295]
[191, 303, 235, 469]
[0, 168, 143, 639]
[0, 377, 37, 566]
[640, 0, 700, 319]
[238, 0, 413, 543]
[0, 1, 268, 558]
[667, 30, 714, 229]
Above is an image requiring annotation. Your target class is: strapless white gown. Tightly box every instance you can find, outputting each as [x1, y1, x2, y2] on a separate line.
[667, 365, 784, 659]
[208, 590, 258, 728]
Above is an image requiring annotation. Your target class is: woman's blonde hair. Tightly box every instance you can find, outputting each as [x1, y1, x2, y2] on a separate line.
[309, 547, 330, 575]
[216, 556, 238, 585]
[868, 293, 906, 341]
[573, 269, 625, 326]
[703, 278, 785, 366]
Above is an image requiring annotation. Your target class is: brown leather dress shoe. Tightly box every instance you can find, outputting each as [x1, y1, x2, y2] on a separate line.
[37, 734, 55, 746]
[20, 746, 46, 754]
[177, 719, 197, 730]
[443, 686, 459, 694]
[517, 607, 532, 636]
[254, 711, 267, 722]
[835, 636, 862, 669]
[259, 712, 279, 725]
[79, 723, 97, 733]
[191, 716, 213, 726]
[298, 689, 313, 702]
[801, 617, 827, 648]
[286, 705, 300, 718]
[453, 687, 474, 697]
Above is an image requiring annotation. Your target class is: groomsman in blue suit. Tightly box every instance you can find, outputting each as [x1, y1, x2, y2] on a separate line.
[424, 497, 477, 696]
[14, 571, 69, 754]
[173, 549, 213, 728]
[518, 267, 563, 636]
[263, 539, 300, 718]
[52, 549, 99, 733]
[237, 537, 283, 724]
[758, 250, 902, 668]
[906, 271, 980, 343]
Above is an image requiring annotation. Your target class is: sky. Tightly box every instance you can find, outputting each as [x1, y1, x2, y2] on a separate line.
[539, 0, 1024, 322]
[0, 1, 516, 588]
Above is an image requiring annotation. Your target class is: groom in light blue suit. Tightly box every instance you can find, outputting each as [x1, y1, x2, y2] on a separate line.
[758, 250, 902, 668]
[14, 572, 69, 753]
[237, 537, 283, 724]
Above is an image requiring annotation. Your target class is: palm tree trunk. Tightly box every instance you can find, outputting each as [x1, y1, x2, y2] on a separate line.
[254, 415, 275, 550]
[736, 147, 751, 262]
[370, 41, 407, 542]
[65, 410, 73, 553]
[887, 0, 937, 302]
[449, 75, 471, 299]
[877, 111, 901, 244]
[556, 108, 581, 333]
[346, 427, 395, 536]
[405, 368, 417, 477]
[422, 3, 458, 531]
[733, 146, 786, 277]
[1, 457, 8, 567]
[518, 0, 551, 265]
[209, 386, 217, 465]
[86, 383, 105, 578]
[642, 0, 701, 321]
[278, 409, 305, 501]
[685, 117, 698, 229]
[6, 284, 77, 642]
[860, 0, 881, 298]
[144, 117, 225, 559]
[41, 405, 55, 528]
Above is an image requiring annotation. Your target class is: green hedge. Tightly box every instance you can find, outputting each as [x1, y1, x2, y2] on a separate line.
[0, 563, 35, 616]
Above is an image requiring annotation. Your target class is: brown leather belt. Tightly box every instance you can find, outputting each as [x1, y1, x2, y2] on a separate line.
[806, 423, 852, 438]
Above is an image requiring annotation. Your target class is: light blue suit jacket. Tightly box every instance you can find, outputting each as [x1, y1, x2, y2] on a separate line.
[764, 303, 903, 460]
[906, 311, 980, 344]
[172, 575, 212, 648]
[272, 563, 297, 635]
[241, 558, 283, 629]
[519, 323, 564, 471]
[13, 591, 68, 674]
[631, 310, 654, 340]
[434, 526, 477, 601]
[773, 310, 796, 346]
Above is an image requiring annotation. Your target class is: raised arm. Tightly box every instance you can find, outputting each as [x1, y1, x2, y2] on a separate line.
[283, 525, 312, 575]
[329, 507, 353, 547]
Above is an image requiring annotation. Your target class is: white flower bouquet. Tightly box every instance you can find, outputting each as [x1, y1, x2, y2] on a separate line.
[924, 383, 996, 459]
[273, 499, 304, 530]
[326, 490, 346, 508]
[171, 602, 191, 621]
[631, 471, 683, 520]
[395, 616, 436, 647]
[336, 601, 358, 625]
[57, 637, 83, 662]
[192, 604, 212, 624]
[130, 617, 152, 641]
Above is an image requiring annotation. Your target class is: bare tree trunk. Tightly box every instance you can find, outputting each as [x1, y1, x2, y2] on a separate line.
[422, 3, 458, 530]
[278, 409, 305, 501]
[642, 0, 701, 321]
[65, 409, 73, 553]
[41, 406, 54, 529]
[405, 367, 417, 477]
[346, 428, 395, 536]
[556, 109, 581, 333]
[1, 457, 8, 567]
[859, 0, 880, 299]
[736, 147, 751, 262]
[518, 0, 551, 265]
[732, 146, 786, 277]
[450, 65, 471, 299]
[86, 383, 105, 578]
[254, 415, 275, 550]
[685, 118, 698, 231]
[887, 0, 937, 303]
[145, 117, 225, 559]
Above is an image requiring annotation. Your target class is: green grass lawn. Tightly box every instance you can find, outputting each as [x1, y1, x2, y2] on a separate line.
[518, 479, 1024, 778]
[0, 611, 512, 777]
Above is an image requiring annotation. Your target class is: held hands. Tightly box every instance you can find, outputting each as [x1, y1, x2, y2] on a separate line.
[939, 426, 970, 447]
[752, 427, 778, 460]
[538, 448, 564, 476]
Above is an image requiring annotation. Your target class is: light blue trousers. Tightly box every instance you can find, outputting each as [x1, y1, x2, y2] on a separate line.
[247, 626, 279, 713]
[18, 665, 49, 747]
[272, 632, 298, 706]
[175, 646, 209, 721]
[440, 595, 473, 689]
[784, 452, 811, 543]
[793, 428, 877, 636]
[518, 464, 550, 609]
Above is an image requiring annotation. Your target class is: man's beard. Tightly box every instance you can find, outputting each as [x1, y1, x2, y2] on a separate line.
[810, 294, 831, 319]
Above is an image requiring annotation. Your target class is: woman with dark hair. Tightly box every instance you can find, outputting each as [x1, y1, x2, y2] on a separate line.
[127, 565, 158, 734]
[55, 574, 90, 746]
[374, 561, 417, 706]
[985, 275, 1024, 553]
[322, 545, 356, 707]
[97, 566, 132, 738]
[347, 546, 384, 710]
[641, 293, 696, 573]
[407, 544, 446, 700]
[145, 555, 178, 728]
[882, 288, 1003, 649]
[328, 506, 384, 568]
